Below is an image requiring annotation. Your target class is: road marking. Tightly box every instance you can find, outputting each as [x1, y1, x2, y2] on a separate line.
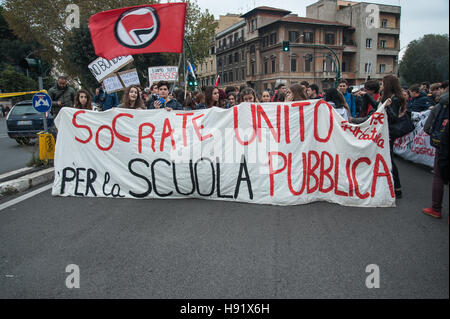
[0, 167, 34, 180]
[0, 183, 53, 212]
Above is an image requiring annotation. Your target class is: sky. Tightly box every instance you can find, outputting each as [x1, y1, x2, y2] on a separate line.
[196, 0, 449, 60]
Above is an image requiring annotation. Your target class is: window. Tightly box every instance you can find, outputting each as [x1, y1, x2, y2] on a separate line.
[365, 62, 372, 73]
[223, 38, 227, 47]
[235, 52, 239, 63]
[218, 58, 222, 67]
[366, 38, 372, 48]
[291, 58, 297, 72]
[379, 64, 386, 73]
[250, 45, 255, 54]
[305, 58, 311, 72]
[229, 71, 233, 82]
[224, 72, 228, 83]
[211, 46, 215, 55]
[380, 40, 387, 48]
[234, 33, 238, 43]
[228, 54, 232, 64]
[325, 33, 335, 45]
[271, 59, 276, 73]
[323, 57, 334, 72]
[211, 61, 213, 71]
[264, 61, 268, 74]
[241, 30, 244, 39]
[289, 31, 300, 43]
[381, 19, 388, 28]
[251, 19, 256, 32]
[270, 32, 277, 45]
[251, 62, 255, 76]
[303, 32, 314, 43]
[342, 62, 346, 72]
[262, 35, 269, 47]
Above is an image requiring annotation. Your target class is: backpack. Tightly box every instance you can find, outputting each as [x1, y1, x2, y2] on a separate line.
[430, 104, 449, 148]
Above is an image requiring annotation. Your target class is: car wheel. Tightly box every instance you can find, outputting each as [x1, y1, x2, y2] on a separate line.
[15, 138, 25, 145]
[21, 137, 34, 145]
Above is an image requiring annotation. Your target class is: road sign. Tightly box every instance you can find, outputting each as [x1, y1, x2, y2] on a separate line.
[32, 92, 52, 113]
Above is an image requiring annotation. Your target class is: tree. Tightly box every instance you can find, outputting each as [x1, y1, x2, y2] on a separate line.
[3, 0, 217, 88]
[399, 34, 449, 85]
[0, 65, 38, 93]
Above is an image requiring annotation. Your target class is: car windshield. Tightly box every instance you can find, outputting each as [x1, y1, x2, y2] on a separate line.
[10, 105, 38, 116]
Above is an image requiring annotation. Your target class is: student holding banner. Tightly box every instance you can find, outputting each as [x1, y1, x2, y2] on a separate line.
[381, 75, 408, 199]
[240, 87, 258, 103]
[147, 81, 182, 111]
[285, 84, 308, 102]
[118, 85, 146, 110]
[205, 86, 220, 108]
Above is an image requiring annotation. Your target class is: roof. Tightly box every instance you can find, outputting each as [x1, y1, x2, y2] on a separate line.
[260, 16, 351, 29]
[241, 6, 291, 18]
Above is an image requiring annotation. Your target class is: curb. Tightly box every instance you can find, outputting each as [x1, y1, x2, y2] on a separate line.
[0, 168, 54, 198]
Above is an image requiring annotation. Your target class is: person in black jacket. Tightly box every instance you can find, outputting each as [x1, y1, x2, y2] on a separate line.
[407, 84, 432, 112]
[380, 75, 408, 199]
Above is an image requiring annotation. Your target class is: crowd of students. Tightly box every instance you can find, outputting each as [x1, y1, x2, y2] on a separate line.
[47, 74, 448, 218]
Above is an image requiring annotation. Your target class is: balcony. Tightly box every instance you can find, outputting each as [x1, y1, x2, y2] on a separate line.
[343, 40, 357, 53]
[216, 37, 244, 54]
[378, 27, 400, 35]
[377, 46, 399, 56]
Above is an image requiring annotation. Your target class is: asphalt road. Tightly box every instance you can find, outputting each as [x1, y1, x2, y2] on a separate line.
[0, 118, 36, 175]
[0, 156, 448, 299]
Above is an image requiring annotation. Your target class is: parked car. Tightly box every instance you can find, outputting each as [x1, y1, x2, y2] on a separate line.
[6, 100, 54, 145]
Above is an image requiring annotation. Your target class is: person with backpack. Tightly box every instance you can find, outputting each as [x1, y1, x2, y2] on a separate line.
[423, 80, 449, 219]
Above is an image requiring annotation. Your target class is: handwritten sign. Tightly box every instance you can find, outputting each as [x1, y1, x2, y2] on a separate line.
[88, 55, 134, 82]
[148, 66, 178, 85]
[103, 75, 123, 93]
[52, 101, 395, 207]
[118, 68, 140, 88]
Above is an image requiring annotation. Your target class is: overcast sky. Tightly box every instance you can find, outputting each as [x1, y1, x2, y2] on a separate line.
[196, 0, 449, 59]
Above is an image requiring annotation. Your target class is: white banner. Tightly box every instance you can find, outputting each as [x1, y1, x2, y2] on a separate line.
[52, 101, 395, 207]
[148, 66, 178, 85]
[88, 55, 134, 83]
[393, 110, 435, 168]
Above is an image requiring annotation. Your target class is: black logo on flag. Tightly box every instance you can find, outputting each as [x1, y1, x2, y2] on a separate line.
[114, 7, 160, 49]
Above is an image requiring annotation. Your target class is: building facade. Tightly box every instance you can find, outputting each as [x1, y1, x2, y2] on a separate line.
[307, 0, 401, 85]
[199, 2, 401, 93]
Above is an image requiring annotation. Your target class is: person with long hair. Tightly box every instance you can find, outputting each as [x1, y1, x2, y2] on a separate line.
[260, 90, 271, 103]
[286, 84, 308, 102]
[228, 92, 237, 107]
[240, 87, 258, 103]
[324, 87, 350, 121]
[194, 92, 207, 109]
[381, 74, 407, 199]
[205, 86, 220, 108]
[73, 89, 93, 110]
[118, 85, 146, 110]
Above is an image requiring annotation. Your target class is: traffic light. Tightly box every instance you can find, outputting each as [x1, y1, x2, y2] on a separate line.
[22, 58, 43, 74]
[282, 41, 290, 52]
[187, 74, 197, 90]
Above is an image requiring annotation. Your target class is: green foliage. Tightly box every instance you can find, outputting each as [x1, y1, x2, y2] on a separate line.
[0, 65, 38, 92]
[3, 0, 217, 90]
[399, 34, 449, 85]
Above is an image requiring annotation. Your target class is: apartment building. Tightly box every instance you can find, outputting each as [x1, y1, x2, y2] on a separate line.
[307, 0, 401, 85]
[197, 14, 243, 87]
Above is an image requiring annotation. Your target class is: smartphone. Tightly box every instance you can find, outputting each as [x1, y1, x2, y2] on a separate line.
[158, 97, 165, 105]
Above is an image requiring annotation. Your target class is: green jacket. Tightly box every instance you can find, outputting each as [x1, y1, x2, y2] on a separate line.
[48, 84, 76, 117]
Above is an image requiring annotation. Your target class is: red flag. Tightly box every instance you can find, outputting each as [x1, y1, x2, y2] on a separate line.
[89, 3, 187, 60]
[215, 75, 220, 87]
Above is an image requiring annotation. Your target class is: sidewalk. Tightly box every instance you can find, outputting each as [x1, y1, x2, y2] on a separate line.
[0, 166, 54, 197]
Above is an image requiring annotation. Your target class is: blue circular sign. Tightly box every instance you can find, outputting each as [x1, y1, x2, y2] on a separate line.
[32, 92, 52, 113]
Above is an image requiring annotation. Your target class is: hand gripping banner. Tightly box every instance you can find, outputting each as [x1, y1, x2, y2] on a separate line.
[52, 101, 395, 207]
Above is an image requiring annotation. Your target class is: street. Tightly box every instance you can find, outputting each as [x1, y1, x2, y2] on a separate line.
[0, 118, 36, 175]
[0, 151, 447, 298]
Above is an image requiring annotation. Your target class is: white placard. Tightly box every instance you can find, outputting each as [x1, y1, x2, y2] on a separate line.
[148, 66, 178, 85]
[88, 55, 134, 83]
[103, 75, 123, 93]
[118, 69, 140, 88]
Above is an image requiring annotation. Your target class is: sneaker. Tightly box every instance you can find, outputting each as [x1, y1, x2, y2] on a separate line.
[422, 207, 442, 219]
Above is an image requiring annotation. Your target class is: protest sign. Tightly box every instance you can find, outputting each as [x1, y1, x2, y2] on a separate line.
[118, 68, 141, 87]
[148, 66, 178, 85]
[88, 55, 134, 82]
[394, 110, 435, 167]
[103, 75, 123, 93]
[52, 101, 395, 207]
